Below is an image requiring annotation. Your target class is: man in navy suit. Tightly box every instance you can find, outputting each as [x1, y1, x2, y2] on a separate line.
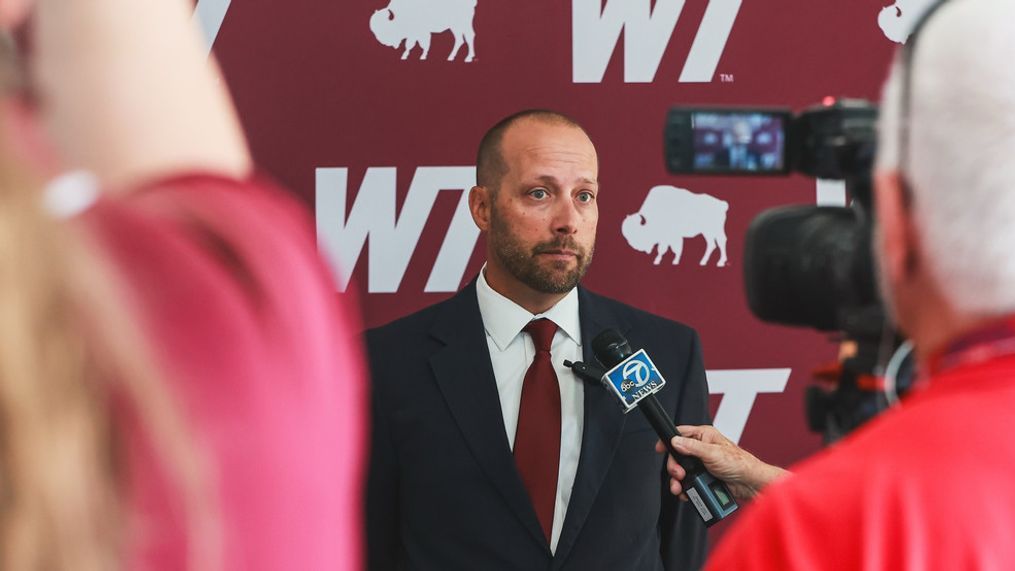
[365, 109, 710, 570]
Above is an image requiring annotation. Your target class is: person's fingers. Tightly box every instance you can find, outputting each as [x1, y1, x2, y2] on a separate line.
[667, 477, 690, 501]
[680, 424, 727, 445]
[676, 425, 707, 440]
[671, 435, 715, 461]
[666, 456, 687, 480]
[669, 478, 684, 497]
[655, 439, 666, 454]
[703, 427, 730, 445]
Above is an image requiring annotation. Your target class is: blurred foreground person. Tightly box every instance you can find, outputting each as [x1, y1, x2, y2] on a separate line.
[663, 1, 1015, 569]
[0, 0, 364, 569]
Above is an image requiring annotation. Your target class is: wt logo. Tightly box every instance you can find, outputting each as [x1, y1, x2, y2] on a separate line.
[193, 0, 231, 55]
[316, 166, 479, 293]
[708, 369, 790, 445]
[572, 0, 742, 83]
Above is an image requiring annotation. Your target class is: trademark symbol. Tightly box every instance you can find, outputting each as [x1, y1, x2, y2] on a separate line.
[720, 73, 735, 83]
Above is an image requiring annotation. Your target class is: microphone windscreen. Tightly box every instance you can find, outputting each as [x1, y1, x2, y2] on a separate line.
[592, 329, 633, 369]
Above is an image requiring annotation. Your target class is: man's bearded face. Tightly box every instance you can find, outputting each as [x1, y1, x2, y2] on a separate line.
[488, 201, 594, 294]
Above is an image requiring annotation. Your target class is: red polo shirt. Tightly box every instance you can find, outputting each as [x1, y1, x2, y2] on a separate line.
[81, 174, 365, 570]
[707, 332, 1015, 570]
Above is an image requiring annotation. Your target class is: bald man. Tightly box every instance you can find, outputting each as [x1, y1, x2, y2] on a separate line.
[365, 109, 711, 570]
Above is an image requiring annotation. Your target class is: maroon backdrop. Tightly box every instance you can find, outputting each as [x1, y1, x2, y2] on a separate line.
[208, 0, 905, 539]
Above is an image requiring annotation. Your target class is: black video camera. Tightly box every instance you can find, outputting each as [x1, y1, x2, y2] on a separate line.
[665, 98, 879, 333]
[663, 99, 914, 441]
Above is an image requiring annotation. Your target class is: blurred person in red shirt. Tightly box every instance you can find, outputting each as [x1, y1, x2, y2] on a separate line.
[661, 1, 1015, 569]
[0, 0, 365, 569]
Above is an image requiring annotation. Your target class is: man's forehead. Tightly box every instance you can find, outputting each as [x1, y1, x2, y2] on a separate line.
[501, 121, 597, 168]
[510, 150, 599, 188]
[502, 118, 593, 150]
[525, 173, 599, 187]
[516, 142, 596, 163]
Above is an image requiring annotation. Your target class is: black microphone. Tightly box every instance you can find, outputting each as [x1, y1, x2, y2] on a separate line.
[589, 329, 738, 526]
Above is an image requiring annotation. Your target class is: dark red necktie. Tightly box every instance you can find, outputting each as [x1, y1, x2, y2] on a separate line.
[513, 318, 561, 545]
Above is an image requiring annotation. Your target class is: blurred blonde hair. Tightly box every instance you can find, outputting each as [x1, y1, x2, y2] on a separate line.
[0, 32, 216, 571]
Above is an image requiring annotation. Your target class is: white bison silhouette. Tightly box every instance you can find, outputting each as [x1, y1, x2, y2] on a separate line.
[622, 185, 729, 267]
[369, 0, 477, 62]
[878, 0, 938, 44]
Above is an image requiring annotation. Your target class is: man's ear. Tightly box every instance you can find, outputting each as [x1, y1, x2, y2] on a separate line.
[874, 170, 919, 285]
[469, 185, 492, 232]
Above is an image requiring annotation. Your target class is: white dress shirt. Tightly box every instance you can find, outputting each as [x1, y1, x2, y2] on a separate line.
[476, 267, 584, 554]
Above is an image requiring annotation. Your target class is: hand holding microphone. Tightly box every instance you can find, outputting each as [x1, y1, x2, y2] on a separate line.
[655, 425, 789, 502]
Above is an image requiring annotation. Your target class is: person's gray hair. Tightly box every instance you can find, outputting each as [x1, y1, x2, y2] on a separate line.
[876, 0, 1015, 315]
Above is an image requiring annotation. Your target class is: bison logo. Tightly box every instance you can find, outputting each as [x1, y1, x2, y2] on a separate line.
[369, 0, 477, 62]
[878, 0, 938, 44]
[622, 185, 729, 267]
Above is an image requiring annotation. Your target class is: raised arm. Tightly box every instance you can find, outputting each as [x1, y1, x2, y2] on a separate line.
[32, 0, 251, 190]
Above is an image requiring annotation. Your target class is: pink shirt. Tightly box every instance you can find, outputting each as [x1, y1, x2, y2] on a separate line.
[707, 351, 1015, 570]
[81, 173, 364, 570]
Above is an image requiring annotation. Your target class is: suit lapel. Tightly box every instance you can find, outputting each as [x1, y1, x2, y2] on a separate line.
[428, 281, 549, 551]
[553, 288, 631, 567]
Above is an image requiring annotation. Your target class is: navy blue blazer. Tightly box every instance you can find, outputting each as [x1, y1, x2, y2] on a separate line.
[365, 281, 710, 570]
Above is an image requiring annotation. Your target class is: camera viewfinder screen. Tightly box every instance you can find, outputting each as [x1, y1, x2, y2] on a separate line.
[691, 112, 786, 173]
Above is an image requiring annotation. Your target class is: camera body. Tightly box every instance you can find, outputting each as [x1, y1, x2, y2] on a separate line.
[664, 98, 879, 333]
[664, 98, 913, 441]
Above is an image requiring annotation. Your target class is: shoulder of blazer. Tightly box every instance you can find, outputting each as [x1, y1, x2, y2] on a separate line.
[365, 280, 481, 349]
[578, 286, 697, 343]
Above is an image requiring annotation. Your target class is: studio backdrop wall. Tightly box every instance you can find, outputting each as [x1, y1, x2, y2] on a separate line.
[200, 0, 924, 537]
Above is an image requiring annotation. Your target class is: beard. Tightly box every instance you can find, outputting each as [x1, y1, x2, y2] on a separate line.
[488, 211, 594, 295]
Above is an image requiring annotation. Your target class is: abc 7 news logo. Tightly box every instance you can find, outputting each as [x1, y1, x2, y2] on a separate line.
[619, 358, 652, 393]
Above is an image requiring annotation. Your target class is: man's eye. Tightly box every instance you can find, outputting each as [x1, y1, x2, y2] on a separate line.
[577, 191, 595, 203]
[530, 189, 548, 200]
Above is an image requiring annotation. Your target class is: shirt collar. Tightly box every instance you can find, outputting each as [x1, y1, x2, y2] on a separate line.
[925, 314, 1015, 377]
[476, 264, 582, 352]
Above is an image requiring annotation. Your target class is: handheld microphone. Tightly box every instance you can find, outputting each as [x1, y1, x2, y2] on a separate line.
[588, 329, 738, 526]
